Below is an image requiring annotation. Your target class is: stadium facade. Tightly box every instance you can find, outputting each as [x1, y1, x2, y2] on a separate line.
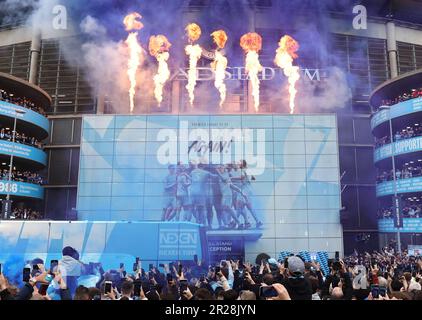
[0, 1, 422, 256]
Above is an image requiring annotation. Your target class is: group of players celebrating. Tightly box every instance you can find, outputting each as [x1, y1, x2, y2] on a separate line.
[161, 160, 263, 230]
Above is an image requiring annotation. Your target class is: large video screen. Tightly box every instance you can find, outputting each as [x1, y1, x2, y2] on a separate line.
[77, 114, 343, 257]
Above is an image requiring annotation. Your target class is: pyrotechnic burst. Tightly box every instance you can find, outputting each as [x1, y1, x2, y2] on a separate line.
[275, 35, 300, 114]
[149, 35, 172, 106]
[186, 23, 202, 43]
[185, 23, 203, 107]
[123, 12, 143, 114]
[240, 32, 263, 112]
[123, 12, 143, 31]
[211, 30, 228, 49]
[211, 30, 228, 108]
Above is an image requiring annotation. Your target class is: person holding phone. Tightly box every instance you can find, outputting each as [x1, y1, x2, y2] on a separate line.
[1, 271, 49, 300]
[261, 283, 291, 300]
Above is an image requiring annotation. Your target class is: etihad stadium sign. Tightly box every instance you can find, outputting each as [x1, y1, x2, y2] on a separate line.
[171, 67, 323, 82]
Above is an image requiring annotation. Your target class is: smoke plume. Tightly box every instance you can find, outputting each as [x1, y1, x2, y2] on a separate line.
[0, 0, 362, 113]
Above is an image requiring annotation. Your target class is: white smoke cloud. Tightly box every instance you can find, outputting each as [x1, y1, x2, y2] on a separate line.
[80, 15, 106, 37]
[298, 67, 352, 112]
[29, 0, 59, 28]
[81, 39, 129, 110]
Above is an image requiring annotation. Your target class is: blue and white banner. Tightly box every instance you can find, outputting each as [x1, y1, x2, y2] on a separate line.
[376, 177, 422, 196]
[371, 109, 390, 130]
[374, 136, 422, 162]
[77, 114, 343, 257]
[0, 140, 47, 166]
[0, 180, 43, 199]
[0, 101, 49, 134]
[379, 218, 422, 233]
[371, 97, 422, 130]
[0, 221, 202, 275]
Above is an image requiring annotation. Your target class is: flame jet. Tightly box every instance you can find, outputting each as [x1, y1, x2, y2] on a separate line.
[185, 23, 202, 107]
[275, 35, 300, 114]
[240, 32, 263, 112]
[123, 12, 143, 114]
[149, 35, 172, 106]
[211, 30, 228, 108]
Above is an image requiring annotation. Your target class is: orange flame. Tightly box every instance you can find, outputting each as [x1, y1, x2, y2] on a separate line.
[275, 35, 300, 114]
[123, 12, 143, 31]
[148, 35, 171, 57]
[185, 23, 202, 107]
[149, 35, 172, 106]
[240, 32, 262, 53]
[124, 12, 143, 113]
[240, 33, 263, 112]
[211, 30, 228, 49]
[185, 23, 202, 43]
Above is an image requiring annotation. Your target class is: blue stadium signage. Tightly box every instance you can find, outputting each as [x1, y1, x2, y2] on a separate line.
[374, 136, 422, 162]
[0, 140, 47, 165]
[379, 218, 422, 233]
[376, 177, 422, 196]
[0, 101, 49, 134]
[0, 181, 43, 199]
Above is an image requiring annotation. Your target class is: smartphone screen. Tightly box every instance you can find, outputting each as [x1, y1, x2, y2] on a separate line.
[104, 281, 112, 294]
[50, 260, 58, 273]
[38, 284, 49, 296]
[178, 264, 183, 276]
[371, 258, 376, 268]
[134, 281, 142, 296]
[179, 280, 188, 292]
[23, 268, 31, 282]
[335, 251, 340, 261]
[259, 286, 278, 298]
[45, 274, 54, 283]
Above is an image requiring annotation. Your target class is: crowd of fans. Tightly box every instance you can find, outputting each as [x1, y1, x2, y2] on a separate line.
[0, 89, 46, 116]
[375, 125, 422, 148]
[377, 163, 422, 183]
[379, 87, 422, 109]
[0, 127, 43, 149]
[9, 208, 43, 220]
[0, 246, 421, 301]
[0, 168, 44, 185]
